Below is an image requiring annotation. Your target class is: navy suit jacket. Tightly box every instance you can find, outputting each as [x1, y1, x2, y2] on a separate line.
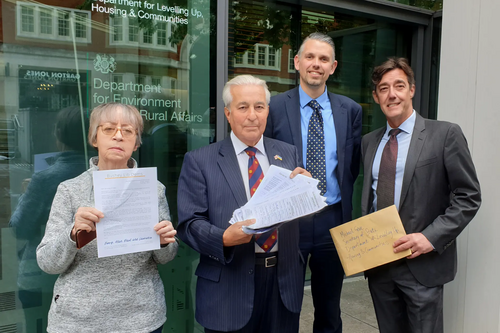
[265, 87, 362, 224]
[361, 113, 481, 286]
[177, 136, 305, 331]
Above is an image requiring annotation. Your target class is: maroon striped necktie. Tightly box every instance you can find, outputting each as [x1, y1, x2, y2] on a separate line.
[245, 147, 277, 252]
[376, 128, 401, 210]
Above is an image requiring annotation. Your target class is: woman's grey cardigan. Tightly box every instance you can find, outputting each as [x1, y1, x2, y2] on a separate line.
[37, 158, 178, 333]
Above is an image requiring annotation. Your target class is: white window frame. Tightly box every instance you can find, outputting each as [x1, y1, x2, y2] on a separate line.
[288, 49, 297, 73]
[112, 74, 165, 89]
[112, 74, 124, 84]
[151, 77, 162, 86]
[16, 2, 91, 43]
[110, 16, 176, 51]
[234, 43, 281, 71]
[156, 22, 168, 47]
[170, 78, 177, 94]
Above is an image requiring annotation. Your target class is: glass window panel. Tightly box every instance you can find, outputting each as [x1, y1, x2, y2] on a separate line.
[21, 5, 35, 33]
[152, 77, 161, 86]
[143, 30, 153, 44]
[113, 16, 123, 42]
[113, 74, 123, 83]
[229, 0, 414, 283]
[235, 53, 243, 64]
[128, 18, 139, 42]
[298, 9, 412, 222]
[57, 10, 70, 37]
[157, 22, 167, 45]
[2, 0, 437, 330]
[247, 49, 255, 64]
[269, 47, 276, 67]
[137, 74, 146, 85]
[229, 0, 298, 92]
[258, 45, 266, 65]
[3, 2, 215, 333]
[288, 49, 295, 71]
[74, 12, 86, 39]
[18, 4, 89, 42]
[40, 9, 53, 35]
[170, 78, 176, 93]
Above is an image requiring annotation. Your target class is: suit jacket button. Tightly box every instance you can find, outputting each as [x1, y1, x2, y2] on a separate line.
[249, 269, 254, 275]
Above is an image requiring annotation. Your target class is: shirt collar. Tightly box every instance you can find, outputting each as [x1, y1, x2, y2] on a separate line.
[230, 131, 266, 156]
[385, 110, 416, 136]
[298, 85, 329, 110]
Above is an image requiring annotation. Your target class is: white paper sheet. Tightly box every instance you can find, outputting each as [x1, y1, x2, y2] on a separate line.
[229, 165, 327, 234]
[93, 167, 160, 258]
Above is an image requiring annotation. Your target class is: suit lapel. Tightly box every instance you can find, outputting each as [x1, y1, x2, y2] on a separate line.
[285, 88, 303, 159]
[264, 138, 285, 168]
[329, 91, 347, 186]
[217, 138, 248, 207]
[400, 113, 427, 207]
[263, 138, 291, 239]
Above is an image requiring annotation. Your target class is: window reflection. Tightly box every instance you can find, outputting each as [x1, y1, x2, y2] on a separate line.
[9, 105, 89, 316]
[2, 0, 214, 331]
[383, 0, 443, 10]
[229, 1, 414, 281]
[0, 0, 435, 331]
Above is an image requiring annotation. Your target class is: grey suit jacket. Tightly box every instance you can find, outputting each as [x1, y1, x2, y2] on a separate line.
[177, 136, 305, 331]
[361, 113, 481, 287]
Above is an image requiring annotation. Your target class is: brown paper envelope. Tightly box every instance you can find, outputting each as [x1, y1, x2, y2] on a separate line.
[330, 205, 411, 276]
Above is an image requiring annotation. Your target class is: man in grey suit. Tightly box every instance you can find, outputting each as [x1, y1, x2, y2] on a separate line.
[177, 75, 310, 332]
[361, 58, 481, 333]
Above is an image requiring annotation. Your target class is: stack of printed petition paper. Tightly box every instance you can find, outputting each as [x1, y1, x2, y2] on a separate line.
[230, 165, 327, 234]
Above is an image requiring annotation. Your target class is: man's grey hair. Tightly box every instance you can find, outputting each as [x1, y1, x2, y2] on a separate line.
[297, 32, 336, 60]
[222, 75, 271, 107]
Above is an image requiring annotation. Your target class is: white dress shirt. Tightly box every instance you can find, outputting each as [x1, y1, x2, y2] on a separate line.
[230, 132, 277, 252]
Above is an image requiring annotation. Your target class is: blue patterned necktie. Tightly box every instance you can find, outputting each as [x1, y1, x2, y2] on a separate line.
[306, 100, 327, 195]
[377, 128, 402, 210]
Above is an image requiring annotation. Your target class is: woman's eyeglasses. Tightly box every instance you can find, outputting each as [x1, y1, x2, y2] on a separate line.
[98, 124, 137, 138]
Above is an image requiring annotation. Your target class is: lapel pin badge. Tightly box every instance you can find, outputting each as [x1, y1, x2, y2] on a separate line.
[274, 155, 282, 161]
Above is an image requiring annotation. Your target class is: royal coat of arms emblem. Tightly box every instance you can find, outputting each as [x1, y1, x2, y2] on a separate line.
[93, 54, 117, 74]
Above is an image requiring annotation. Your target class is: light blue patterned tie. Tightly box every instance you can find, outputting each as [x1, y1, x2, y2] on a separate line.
[306, 100, 327, 195]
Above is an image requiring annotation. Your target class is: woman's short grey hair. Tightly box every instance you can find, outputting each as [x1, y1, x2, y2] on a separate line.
[297, 32, 336, 60]
[222, 75, 271, 107]
[88, 103, 144, 147]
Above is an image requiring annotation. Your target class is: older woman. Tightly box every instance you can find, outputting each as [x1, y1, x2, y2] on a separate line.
[37, 103, 178, 333]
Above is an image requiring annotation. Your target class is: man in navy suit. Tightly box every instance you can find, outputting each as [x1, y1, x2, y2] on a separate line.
[265, 32, 362, 333]
[177, 75, 311, 332]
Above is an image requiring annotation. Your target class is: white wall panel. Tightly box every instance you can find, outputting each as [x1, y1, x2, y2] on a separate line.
[440, 0, 500, 332]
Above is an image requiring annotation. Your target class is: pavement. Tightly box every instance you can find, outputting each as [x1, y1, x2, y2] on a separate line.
[299, 276, 379, 333]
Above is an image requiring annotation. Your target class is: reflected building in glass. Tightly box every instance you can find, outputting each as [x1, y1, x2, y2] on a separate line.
[0, 0, 441, 332]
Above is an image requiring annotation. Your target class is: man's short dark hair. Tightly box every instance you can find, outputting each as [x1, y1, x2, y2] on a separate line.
[372, 57, 415, 91]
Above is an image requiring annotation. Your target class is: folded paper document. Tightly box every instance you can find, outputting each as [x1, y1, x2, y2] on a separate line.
[229, 165, 327, 234]
[330, 205, 411, 276]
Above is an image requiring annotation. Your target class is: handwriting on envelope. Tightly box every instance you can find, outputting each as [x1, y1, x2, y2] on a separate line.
[330, 205, 411, 276]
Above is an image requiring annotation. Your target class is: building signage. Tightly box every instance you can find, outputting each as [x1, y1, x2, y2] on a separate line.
[94, 54, 117, 74]
[91, 0, 204, 25]
[22, 70, 81, 82]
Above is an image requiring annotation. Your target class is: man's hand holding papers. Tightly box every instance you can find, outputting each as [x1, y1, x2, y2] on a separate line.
[229, 165, 326, 234]
[223, 219, 255, 246]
